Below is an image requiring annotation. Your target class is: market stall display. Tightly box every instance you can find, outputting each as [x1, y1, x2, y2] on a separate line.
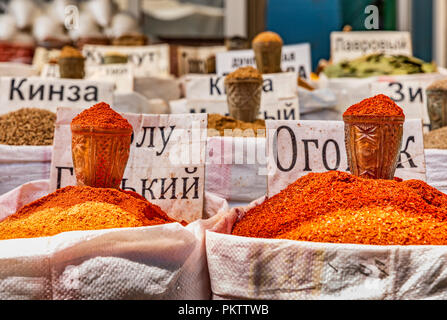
[2, 0, 447, 303]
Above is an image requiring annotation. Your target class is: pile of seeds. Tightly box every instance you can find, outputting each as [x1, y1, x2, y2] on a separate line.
[0, 108, 56, 146]
[424, 126, 447, 149]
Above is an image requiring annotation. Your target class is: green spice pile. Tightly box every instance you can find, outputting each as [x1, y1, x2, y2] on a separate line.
[0, 108, 56, 146]
[424, 126, 447, 149]
[324, 54, 437, 78]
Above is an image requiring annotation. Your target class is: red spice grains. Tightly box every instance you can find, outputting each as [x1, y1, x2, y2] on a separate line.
[71, 102, 132, 130]
[231, 171, 447, 245]
[343, 94, 404, 117]
[0, 186, 176, 240]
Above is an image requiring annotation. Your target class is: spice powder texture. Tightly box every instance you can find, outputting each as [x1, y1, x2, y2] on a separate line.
[71, 102, 132, 130]
[0, 186, 176, 240]
[343, 94, 404, 117]
[231, 171, 447, 245]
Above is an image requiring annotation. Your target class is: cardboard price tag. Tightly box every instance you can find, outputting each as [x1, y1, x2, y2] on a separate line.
[179, 72, 300, 120]
[369, 74, 445, 130]
[49, 108, 207, 222]
[85, 63, 134, 94]
[215, 43, 312, 79]
[266, 119, 426, 197]
[330, 31, 412, 63]
[82, 44, 170, 78]
[0, 76, 114, 114]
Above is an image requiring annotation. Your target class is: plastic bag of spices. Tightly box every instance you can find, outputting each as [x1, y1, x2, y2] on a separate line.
[0, 179, 228, 300]
[206, 172, 447, 300]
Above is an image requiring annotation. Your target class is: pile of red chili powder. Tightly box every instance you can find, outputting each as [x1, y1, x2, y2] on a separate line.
[343, 94, 404, 117]
[231, 171, 447, 245]
[0, 186, 177, 240]
[71, 102, 132, 130]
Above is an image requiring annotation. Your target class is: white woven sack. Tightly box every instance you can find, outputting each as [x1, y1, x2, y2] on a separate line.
[0, 145, 52, 196]
[207, 198, 447, 300]
[0, 180, 228, 300]
[425, 149, 447, 194]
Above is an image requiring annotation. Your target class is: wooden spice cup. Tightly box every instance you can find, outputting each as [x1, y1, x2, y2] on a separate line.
[426, 79, 447, 131]
[71, 125, 132, 189]
[252, 31, 283, 74]
[343, 115, 404, 179]
[225, 78, 263, 122]
[58, 56, 85, 79]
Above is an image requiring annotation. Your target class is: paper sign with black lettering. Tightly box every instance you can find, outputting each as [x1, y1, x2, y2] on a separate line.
[330, 31, 412, 63]
[49, 108, 207, 222]
[0, 77, 115, 113]
[173, 72, 299, 120]
[86, 63, 134, 94]
[177, 45, 227, 76]
[369, 74, 445, 130]
[215, 43, 312, 79]
[82, 44, 170, 78]
[266, 119, 426, 197]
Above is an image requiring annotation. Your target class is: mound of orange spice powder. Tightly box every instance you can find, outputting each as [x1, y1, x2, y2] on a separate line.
[343, 94, 404, 117]
[71, 102, 132, 130]
[0, 186, 177, 240]
[232, 171, 447, 245]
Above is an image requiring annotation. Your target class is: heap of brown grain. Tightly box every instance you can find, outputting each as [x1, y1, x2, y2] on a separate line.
[0, 108, 56, 146]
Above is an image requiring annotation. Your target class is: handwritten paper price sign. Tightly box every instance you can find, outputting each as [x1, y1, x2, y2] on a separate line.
[174, 72, 300, 120]
[50, 108, 207, 222]
[0, 77, 114, 114]
[266, 119, 426, 197]
[215, 43, 312, 79]
[83, 44, 170, 78]
[330, 31, 412, 63]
